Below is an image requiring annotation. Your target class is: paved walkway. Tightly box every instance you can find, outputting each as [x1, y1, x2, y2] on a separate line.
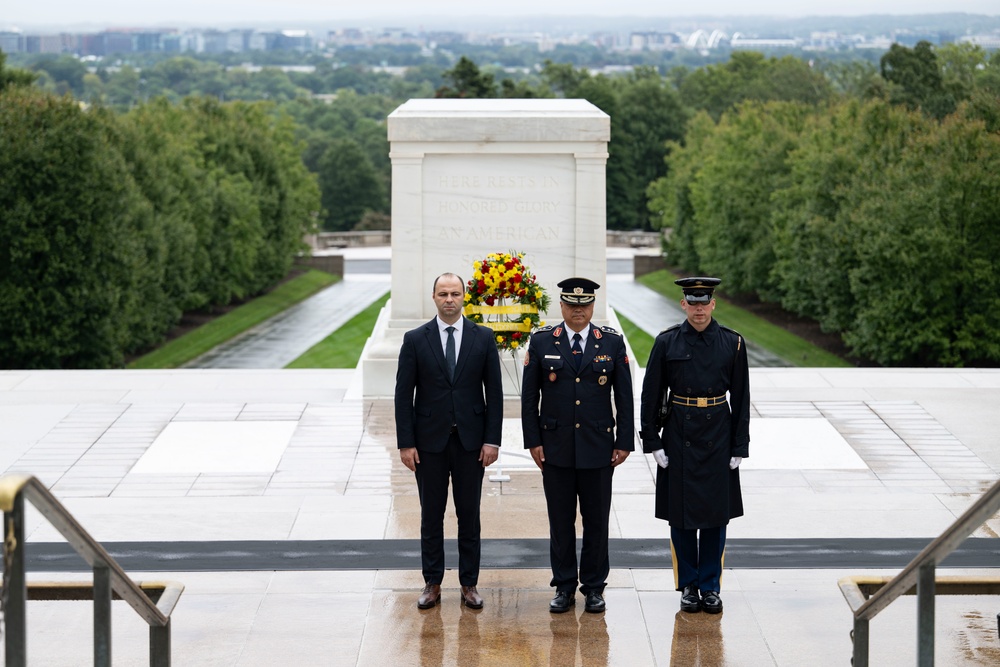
[186, 267, 389, 369]
[190, 246, 786, 369]
[0, 368, 998, 665]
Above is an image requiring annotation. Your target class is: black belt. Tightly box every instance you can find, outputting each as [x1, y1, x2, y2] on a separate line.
[671, 394, 727, 408]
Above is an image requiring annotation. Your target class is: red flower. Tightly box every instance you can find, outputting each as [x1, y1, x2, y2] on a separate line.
[512, 332, 522, 340]
[485, 295, 495, 306]
[513, 273, 522, 284]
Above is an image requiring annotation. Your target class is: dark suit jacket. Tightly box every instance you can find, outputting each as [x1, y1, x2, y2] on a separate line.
[521, 323, 634, 468]
[395, 316, 503, 453]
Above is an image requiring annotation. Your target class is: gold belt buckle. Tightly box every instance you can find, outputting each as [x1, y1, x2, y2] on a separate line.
[697, 397, 708, 408]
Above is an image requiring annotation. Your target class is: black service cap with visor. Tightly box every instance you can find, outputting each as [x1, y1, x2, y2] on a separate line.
[558, 277, 600, 305]
[675, 276, 721, 305]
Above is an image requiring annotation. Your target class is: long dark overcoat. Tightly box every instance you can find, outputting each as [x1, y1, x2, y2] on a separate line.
[639, 319, 750, 529]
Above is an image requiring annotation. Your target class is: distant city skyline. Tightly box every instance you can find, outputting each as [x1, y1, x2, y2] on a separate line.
[3, 0, 998, 31]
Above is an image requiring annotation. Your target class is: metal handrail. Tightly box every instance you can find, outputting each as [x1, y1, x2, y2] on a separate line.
[0, 475, 184, 666]
[839, 476, 1000, 665]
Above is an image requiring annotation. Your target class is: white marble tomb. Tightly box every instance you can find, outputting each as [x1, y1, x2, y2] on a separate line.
[361, 99, 611, 397]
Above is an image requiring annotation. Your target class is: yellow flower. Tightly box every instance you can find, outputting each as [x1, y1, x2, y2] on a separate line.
[464, 293, 471, 303]
[511, 340, 519, 349]
[522, 317, 531, 325]
[496, 335, 503, 343]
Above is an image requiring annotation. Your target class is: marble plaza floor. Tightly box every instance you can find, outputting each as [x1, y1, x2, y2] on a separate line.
[1, 367, 1000, 665]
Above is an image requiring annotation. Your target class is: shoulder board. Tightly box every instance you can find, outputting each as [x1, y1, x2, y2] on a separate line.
[536, 325, 555, 333]
[599, 325, 621, 336]
[719, 325, 743, 338]
[719, 325, 744, 350]
[658, 323, 682, 335]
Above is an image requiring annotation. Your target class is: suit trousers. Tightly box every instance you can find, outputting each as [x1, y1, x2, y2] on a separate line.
[414, 431, 484, 586]
[670, 525, 727, 593]
[541, 464, 613, 595]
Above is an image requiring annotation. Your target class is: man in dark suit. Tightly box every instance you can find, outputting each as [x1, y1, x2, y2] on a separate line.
[521, 277, 634, 614]
[395, 272, 503, 610]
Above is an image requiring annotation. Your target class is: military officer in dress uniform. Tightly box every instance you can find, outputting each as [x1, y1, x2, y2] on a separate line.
[639, 277, 750, 615]
[521, 277, 634, 614]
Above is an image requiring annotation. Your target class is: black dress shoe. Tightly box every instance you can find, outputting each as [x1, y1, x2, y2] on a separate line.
[584, 591, 606, 613]
[549, 590, 575, 613]
[701, 590, 723, 614]
[680, 585, 701, 613]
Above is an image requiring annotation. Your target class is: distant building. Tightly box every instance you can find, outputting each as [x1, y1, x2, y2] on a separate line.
[730, 33, 799, 49]
[0, 30, 24, 53]
[959, 34, 1000, 50]
[629, 31, 682, 51]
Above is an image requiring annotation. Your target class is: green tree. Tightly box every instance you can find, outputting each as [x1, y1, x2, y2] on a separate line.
[842, 103, 1000, 365]
[647, 111, 718, 271]
[687, 101, 811, 298]
[0, 88, 148, 367]
[316, 138, 384, 231]
[0, 50, 37, 91]
[609, 68, 688, 229]
[29, 54, 87, 96]
[880, 41, 955, 119]
[436, 56, 497, 98]
[678, 51, 832, 121]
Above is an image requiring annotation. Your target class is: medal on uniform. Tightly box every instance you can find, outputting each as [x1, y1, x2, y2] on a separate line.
[549, 372, 557, 382]
[598, 375, 607, 385]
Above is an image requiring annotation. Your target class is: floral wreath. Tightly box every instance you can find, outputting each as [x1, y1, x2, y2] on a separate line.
[464, 251, 550, 354]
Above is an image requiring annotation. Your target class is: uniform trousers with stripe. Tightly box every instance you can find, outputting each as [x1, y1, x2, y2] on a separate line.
[670, 525, 727, 593]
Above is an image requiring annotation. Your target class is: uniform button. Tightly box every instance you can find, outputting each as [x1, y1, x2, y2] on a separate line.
[685, 414, 690, 421]
[686, 388, 692, 393]
[606, 427, 611, 432]
[685, 441, 691, 447]
[575, 400, 580, 405]
[706, 414, 711, 420]
[708, 441, 713, 446]
[576, 423, 580, 429]
[575, 378, 580, 383]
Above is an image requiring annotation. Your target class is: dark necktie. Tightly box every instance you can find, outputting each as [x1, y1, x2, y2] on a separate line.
[571, 332, 582, 371]
[445, 326, 457, 381]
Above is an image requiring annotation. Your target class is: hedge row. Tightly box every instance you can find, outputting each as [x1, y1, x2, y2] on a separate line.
[0, 89, 320, 368]
[651, 96, 1000, 366]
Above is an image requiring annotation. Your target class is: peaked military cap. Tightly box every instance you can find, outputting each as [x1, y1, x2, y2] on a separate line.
[558, 277, 600, 305]
[675, 276, 721, 304]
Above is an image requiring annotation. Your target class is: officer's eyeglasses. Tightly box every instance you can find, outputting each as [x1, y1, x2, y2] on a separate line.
[685, 300, 711, 309]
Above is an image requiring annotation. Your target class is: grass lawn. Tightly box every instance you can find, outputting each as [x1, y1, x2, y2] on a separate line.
[615, 311, 653, 368]
[638, 270, 852, 368]
[128, 269, 340, 369]
[286, 291, 390, 368]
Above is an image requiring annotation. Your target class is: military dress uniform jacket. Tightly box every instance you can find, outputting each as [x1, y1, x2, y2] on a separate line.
[639, 319, 750, 529]
[521, 324, 634, 469]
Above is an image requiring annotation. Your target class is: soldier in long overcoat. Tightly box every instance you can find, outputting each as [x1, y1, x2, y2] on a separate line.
[639, 277, 750, 615]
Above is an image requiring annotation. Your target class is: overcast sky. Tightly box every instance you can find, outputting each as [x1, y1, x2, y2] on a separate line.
[3, 0, 998, 29]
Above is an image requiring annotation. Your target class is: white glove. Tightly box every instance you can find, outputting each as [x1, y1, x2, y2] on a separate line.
[653, 449, 669, 469]
[729, 456, 743, 470]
